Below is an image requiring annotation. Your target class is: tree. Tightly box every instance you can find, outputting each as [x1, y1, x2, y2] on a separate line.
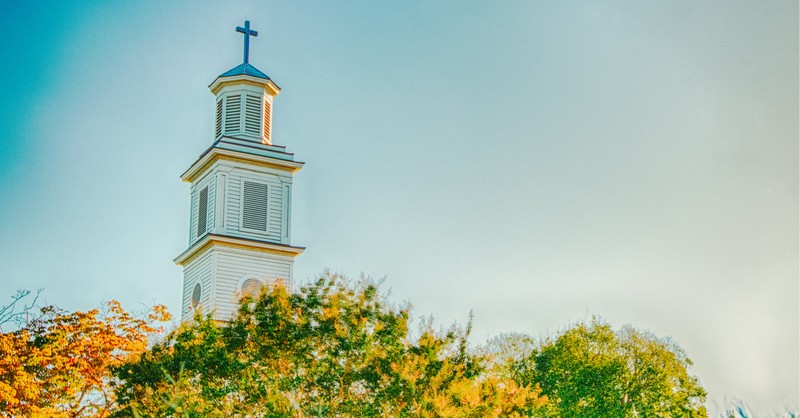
[483, 332, 536, 378]
[0, 299, 170, 417]
[0, 288, 43, 331]
[112, 273, 546, 417]
[0, 283, 711, 417]
[511, 319, 707, 418]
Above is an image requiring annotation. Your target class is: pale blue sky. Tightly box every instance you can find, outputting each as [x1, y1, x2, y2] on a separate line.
[0, 1, 797, 414]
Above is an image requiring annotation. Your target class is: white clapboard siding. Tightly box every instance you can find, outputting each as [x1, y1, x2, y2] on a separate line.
[190, 187, 198, 242]
[189, 174, 216, 244]
[282, 184, 291, 240]
[207, 180, 216, 234]
[213, 247, 293, 320]
[181, 250, 213, 321]
[224, 167, 286, 243]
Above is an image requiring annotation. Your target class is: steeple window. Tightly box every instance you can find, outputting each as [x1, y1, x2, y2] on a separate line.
[244, 94, 262, 136]
[197, 186, 209, 237]
[224, 94, 242, 133]
[215, 99, 223, 138]
[241, 180, 269, 232]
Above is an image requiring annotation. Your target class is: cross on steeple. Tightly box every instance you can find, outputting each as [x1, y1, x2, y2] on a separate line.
[236, 20, 259, 64]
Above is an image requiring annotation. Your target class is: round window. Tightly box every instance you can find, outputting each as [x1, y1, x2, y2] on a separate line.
[191, 283, 202, 308]
[241, 278, 263, 298]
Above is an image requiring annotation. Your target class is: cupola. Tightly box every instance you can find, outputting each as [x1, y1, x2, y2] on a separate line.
[208, 20, 280, 145]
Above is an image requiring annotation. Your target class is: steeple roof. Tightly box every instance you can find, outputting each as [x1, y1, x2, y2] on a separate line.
[219, 63, 270, 80]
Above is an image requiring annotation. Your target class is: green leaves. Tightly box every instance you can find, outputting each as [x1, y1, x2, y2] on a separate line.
[113, 273, 545, 417]
[2, 281, 710, 417]
[512, 319, 708, 418]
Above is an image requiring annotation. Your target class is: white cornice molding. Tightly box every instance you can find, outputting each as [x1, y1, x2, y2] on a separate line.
[174, 234, 305, 266]
[209, 75, 281, 96]
[181, 147, 304, 183]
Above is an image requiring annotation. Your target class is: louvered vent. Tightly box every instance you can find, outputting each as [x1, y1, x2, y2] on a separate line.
[197, 186, 208, 237]
[242, 181, 268, 231]
[215, 100, 222, 138]
[244, 94, 261, 136]
[224, 94, 241, 133]
[263, 99, 272, 144]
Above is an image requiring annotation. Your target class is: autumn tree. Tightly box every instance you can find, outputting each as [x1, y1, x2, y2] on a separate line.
[0, 297, 170, 417]
[0, 289, 43, 332]
[112, 273, 546, 417]
[510, 319, 707, 418]
[0, 282, 711, 417]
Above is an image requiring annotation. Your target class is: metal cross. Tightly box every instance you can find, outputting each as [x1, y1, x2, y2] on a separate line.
[236, 20, 259, 64]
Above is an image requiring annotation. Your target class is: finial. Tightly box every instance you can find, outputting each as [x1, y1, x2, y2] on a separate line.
[235, 20, 259, 64]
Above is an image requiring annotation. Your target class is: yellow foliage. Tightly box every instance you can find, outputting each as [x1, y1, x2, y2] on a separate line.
[0, 301, 170, 417]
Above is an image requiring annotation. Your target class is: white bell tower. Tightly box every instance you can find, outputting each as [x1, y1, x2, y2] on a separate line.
[174, 21, 304, 321]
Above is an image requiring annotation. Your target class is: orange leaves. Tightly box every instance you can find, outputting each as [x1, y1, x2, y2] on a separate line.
[0, 300, 171, 417]
[149, 304, 172, 323]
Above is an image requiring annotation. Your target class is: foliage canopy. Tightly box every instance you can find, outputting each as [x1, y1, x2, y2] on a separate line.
[112, 273, 545, 417]
[0, 299, 169, 417]
[510, 319, 708, 417]
[0, 275, 710, 417]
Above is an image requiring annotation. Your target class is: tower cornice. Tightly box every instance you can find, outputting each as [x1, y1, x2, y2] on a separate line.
[181, 144, 304, 183]
[209, 74, 281, 96]
[174, 233, 305, 266]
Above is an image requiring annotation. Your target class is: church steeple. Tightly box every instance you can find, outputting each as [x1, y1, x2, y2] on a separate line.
[209, 20, 278, 145]
[175, 21, 304, 322]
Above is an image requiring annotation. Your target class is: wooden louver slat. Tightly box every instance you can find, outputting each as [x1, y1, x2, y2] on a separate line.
[263, 99, 272, 143]
[197, 186, 208, 237]
[242, 181, 268, 232]
[215, 100, 223, 138]
[225, 94, 241, 133]
[244, 94, 261, 136]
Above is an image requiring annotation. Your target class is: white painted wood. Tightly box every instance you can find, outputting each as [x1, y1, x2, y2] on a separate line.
[263, 94, 273, 144]
[283, 184, 291, 242]
[215, 84, 272, 144]
[212, 246, 293, 320]
[215, 99, 223, 138]
[181, 157, 299, 321]
[214, 172, 226, 233]
[181, 249, 213, 321]
[239, 179, 269, 232]
[225, 167, 287, 243]
[179, 72, 301, 323]
[189, 172, 216, 245]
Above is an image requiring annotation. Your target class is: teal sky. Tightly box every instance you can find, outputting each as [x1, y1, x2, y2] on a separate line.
[0, 1, 796, 414]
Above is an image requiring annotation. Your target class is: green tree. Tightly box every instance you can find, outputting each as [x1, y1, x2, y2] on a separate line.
[112, 273, 546, 417]
[511, 319, 707, 418]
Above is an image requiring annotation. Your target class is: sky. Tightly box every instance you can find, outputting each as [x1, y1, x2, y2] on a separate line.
[0, 0, 796, 414]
